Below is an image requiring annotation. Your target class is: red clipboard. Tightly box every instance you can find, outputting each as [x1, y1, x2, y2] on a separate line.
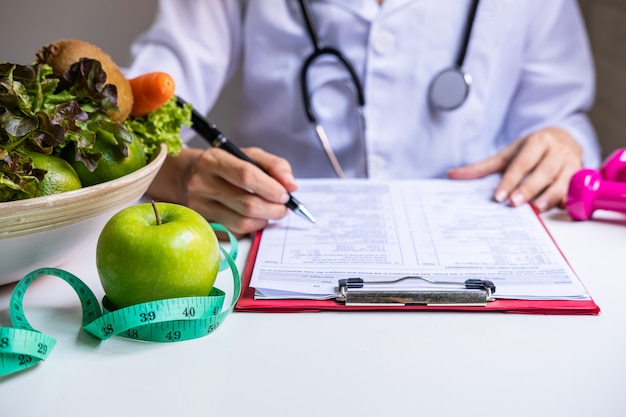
[234, 231, 601, 315]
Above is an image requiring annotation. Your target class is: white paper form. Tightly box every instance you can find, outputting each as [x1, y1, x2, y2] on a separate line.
[249, 178, 590, 301]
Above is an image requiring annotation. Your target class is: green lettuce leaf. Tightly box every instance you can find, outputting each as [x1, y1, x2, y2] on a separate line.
[124, 97, 191, 157]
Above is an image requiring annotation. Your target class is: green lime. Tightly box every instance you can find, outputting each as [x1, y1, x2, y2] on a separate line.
[28, 152, 83, 197]
[66, 130, 147, 186]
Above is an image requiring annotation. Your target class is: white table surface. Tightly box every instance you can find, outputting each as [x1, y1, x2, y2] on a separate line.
[1, 208, 625, 417]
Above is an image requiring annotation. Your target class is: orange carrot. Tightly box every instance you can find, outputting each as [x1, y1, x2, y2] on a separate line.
[128, 71, 176, 117]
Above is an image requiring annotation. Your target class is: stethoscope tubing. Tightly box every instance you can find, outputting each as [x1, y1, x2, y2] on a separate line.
[297, 0, 480, 117]
[295, 0, 480, 176]
[299, 46, 365, 124]
[455, 0, 480, 68]
[298, 0, 365, 123]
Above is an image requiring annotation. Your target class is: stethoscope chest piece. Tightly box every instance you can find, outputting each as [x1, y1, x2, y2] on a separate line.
[428, 66, 472, 111]
[427, 0, 480, 112]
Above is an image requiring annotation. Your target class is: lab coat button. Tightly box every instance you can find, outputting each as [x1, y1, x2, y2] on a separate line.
[371, 31, 396, 55]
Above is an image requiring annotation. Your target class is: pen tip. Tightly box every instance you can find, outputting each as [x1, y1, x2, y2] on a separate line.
[286, 195, 315, 223]
[296, 205, 316, 224]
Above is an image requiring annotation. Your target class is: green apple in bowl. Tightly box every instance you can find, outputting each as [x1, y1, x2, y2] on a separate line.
[96, 202, 220, 308]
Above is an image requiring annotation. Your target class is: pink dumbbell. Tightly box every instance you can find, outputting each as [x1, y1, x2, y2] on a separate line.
[566, 169, 626, 220]
[600, 148, 626, 182]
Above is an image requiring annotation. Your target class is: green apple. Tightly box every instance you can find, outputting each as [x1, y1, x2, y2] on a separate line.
[96, 202, 220, 308]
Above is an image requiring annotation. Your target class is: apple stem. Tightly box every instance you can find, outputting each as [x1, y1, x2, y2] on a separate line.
[151, 200, 162, 226]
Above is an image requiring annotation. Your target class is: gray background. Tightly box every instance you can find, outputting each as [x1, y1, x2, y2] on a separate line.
[1, 0, 623, 159]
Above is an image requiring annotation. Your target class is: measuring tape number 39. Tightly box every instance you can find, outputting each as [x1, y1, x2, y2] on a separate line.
[0, 223, 241, 377]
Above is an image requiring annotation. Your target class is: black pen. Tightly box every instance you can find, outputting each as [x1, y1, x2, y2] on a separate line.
[176, 96, 316, 224]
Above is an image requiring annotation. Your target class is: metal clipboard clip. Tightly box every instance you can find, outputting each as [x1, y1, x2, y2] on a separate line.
[336, 276, 496, 306]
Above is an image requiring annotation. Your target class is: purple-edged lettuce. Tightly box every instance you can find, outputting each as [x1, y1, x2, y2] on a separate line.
[0, 60, 188, 202]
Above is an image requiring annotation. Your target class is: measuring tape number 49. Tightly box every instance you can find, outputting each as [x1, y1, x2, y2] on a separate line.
[0, 223, 241, 377]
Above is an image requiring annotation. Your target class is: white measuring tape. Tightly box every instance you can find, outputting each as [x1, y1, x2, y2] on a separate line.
[0, 223, 240, 377]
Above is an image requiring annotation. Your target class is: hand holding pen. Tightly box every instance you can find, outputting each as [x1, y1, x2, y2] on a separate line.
[176, 97, 315, 233]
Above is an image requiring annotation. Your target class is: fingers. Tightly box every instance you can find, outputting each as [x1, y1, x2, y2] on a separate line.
[186, 147, 296, 235]
[208, 147, 291, 205]
[495, 128, 582, 211]
[245, 147, 299, 192]
[492, 136, 548, 205]
[447, 127, 583, 212]
[447, 140, 522, 180]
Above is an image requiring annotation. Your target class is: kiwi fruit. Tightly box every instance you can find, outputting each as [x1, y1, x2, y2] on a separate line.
[36, 39, 133, 122]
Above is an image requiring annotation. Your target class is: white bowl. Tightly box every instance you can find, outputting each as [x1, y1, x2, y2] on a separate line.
[0, 144, 167, 286]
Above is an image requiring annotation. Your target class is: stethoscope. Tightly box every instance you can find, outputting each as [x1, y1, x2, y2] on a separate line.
[297, 0, 480, 177]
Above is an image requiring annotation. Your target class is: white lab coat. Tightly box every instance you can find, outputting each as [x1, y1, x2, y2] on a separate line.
[127, 0, 601, 179]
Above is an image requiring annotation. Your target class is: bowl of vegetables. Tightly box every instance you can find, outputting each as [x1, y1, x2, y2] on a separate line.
[0, 144, 168, 286]
[0, 39, 190, 286]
